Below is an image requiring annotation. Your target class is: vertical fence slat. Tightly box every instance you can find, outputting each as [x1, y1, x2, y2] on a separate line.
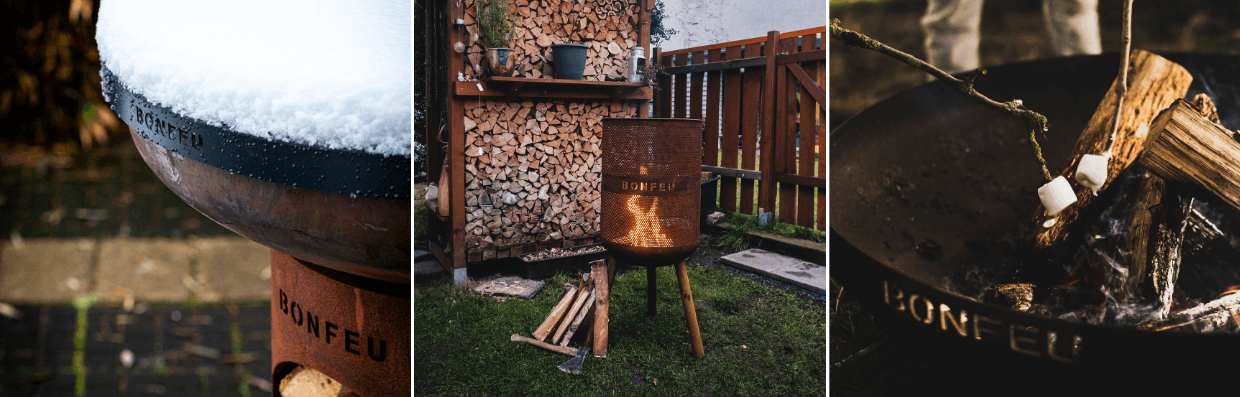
[758, 31, 780, 217]
[739, 43, 763, 215]
[674, 54, 688, 119]
[705, 48, 722, 168]
[657, 48, 672, 118]
[690, 51, 705, 163]
[796, 33, 818, 229]
[720, 45, 744, 212]
[777, 37, 797, 225]
[816, 36, 826, 230]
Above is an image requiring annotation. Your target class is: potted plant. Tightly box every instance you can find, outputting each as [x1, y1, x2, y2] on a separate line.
[477, 0, 517, 77]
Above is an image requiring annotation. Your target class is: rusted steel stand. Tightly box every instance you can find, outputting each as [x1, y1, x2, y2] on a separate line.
[646, 266, 658, 316]
[626, 260, 706, 359]
[675, 261, 705, 359]
[270, 250, 410, 397]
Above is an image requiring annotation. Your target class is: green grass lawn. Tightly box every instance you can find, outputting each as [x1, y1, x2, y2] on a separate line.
[414, 263, 826, 396]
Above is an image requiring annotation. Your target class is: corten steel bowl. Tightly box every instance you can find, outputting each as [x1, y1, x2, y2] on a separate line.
[102, 66, 412, 283]
[831, 53, 1240, 377]
[600, 118, 702, 265]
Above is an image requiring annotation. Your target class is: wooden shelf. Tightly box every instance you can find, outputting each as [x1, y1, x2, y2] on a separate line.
[454, 76, 653, 100]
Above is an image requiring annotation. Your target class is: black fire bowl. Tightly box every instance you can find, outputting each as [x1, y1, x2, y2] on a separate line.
[832, 53, 1240, 382]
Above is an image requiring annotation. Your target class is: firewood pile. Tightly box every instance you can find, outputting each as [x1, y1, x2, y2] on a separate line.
[529, 260, 611, 347]
[461, 0, 641, 81]
[463, 99, 638, 259]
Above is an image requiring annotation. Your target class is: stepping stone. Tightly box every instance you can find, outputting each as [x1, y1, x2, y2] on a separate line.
[471, 276, 545, 299]
[721, 249, 825, 294]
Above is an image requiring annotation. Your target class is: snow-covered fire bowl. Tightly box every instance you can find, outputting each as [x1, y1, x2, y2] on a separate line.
[104, 70, 411, 280]
[96, 0, 412, 280]
[97, 1, 411, 395]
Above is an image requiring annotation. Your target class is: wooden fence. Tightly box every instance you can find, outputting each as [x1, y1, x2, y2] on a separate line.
[654, 27, 826, 230]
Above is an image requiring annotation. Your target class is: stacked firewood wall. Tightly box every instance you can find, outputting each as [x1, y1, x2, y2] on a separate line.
[462, 0, 641, 81]
[463, 100, 639, 260]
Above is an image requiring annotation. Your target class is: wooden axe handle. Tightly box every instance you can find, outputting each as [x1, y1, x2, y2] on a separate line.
[510, 334, 578, 357]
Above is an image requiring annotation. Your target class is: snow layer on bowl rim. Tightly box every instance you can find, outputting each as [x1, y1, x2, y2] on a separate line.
[96, 0, 410, 156]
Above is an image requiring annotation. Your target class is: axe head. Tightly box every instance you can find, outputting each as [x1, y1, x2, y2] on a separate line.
[557, 346, 590, 375]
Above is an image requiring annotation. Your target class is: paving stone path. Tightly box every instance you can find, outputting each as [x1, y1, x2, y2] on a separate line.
[0, 302, 272, 396]
[721, 248, 826, 294]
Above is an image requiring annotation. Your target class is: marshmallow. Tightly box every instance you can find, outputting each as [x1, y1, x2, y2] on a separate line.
[1038, 176, 1077, 216]
[1075, 153, 1110, 196]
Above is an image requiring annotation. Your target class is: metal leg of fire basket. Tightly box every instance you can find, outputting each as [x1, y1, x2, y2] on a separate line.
[675, 261, 706, 359]
[646, 266, 658, 316]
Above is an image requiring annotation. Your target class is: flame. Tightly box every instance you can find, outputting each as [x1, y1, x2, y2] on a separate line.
[627, 195, 671, 247]
[1221, 285, 1240, 297]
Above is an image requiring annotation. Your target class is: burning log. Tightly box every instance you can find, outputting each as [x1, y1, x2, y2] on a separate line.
[1031, 49, 1192, 256]
[1119, 175, 1191, 315]
[1140, 292, 1240, 333]
[1116, 94, 1219, 311]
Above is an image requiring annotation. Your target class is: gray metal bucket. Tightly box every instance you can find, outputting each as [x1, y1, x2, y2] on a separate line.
[551, 43, 588, 80]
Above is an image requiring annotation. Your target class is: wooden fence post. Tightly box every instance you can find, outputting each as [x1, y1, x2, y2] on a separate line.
[758, 31, 780, 216]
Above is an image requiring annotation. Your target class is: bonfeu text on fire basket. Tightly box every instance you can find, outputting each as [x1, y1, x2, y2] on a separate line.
[279, 289, 387, 362]
[132, 105, 205, 151]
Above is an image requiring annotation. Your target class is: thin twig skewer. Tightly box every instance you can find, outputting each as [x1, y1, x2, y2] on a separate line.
[830, 19, 1052, 181]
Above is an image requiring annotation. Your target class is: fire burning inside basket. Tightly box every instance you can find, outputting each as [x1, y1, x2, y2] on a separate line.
[598, 118, 707, 359]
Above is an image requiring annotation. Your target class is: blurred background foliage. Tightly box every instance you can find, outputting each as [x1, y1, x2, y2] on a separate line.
[2, 0, 121, 156]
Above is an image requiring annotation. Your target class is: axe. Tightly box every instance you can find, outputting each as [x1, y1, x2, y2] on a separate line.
[556, 346, 590, 375]
[509, 334, 590, 374]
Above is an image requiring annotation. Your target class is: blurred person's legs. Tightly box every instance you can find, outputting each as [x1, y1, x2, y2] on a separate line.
[1043, 0, 1102, 56]
[922, 0, 1100, 82]
[921, 0, 983, 78]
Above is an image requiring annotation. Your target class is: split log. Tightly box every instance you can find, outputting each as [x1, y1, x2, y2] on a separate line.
[1031, 50, 1192, 256]
[279, 366, 354, 397]
[533, 284, 580, 341]
[591, 259, 610, 357]
[552, 280, 593, 343]
[559, 289, 596, 346]
[1140, 99, 1240, 212]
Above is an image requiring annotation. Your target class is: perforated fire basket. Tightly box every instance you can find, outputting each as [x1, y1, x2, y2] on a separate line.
[600, 118, 703, 264]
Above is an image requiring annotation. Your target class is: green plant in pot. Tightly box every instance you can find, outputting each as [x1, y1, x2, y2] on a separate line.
[477, 0, 517, 77]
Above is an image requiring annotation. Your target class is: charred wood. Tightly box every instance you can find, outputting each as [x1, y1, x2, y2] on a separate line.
[1140, 292, 1240, 333]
